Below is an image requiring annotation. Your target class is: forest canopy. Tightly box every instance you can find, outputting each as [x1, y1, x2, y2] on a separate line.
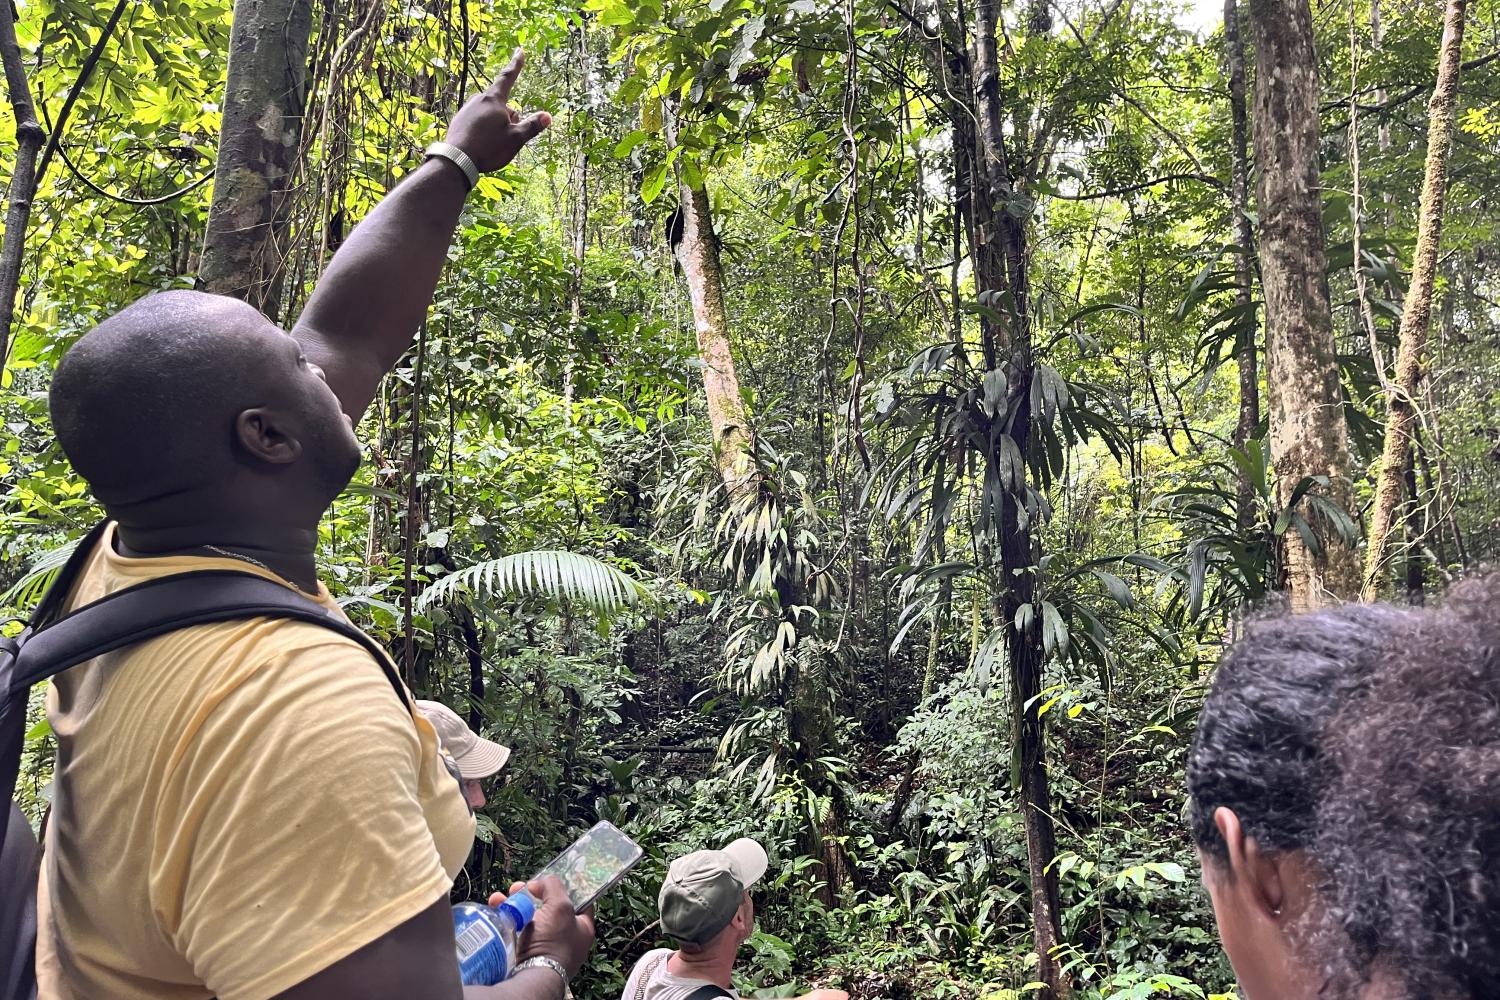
[3, 0, 1499, 995]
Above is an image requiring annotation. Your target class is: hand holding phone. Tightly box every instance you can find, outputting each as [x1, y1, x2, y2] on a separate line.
[532, 820, 644, 912]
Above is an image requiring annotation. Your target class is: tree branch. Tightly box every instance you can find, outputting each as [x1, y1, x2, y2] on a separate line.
[0, 0, 46, 357]
[34, 0, 132, 187]
[1048, 172, 1220, 200]
[1322, 48, 1499, 115]
[54, 142, 214, 206]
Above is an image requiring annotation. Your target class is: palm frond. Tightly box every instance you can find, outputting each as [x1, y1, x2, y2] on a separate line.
[415, 550, 648, 615]
[2, 541, 80, 612]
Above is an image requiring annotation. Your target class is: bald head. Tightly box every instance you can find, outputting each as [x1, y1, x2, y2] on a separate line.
[50, 290, 358, 513]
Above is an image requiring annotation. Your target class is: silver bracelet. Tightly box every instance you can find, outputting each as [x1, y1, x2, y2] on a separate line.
[513, 955, 570, 996]
[423, 141, 479, 192]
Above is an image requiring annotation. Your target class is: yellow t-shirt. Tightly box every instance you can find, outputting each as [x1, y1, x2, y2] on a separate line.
[35, 525, 475, 1000]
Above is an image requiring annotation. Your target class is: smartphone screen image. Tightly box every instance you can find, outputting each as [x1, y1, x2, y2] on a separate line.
[534, 820, 645, 912]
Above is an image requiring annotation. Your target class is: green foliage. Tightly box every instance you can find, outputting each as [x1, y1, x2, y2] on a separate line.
[5, 0, 1500, 997]
[417, 549, 649, 615]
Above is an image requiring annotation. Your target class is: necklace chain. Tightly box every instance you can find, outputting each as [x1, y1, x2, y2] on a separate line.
[202, 545, 310, 595]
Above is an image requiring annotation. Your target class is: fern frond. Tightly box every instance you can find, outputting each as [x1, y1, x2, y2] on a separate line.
[415, 550, 648, 615]
[2, 541, 80, 612]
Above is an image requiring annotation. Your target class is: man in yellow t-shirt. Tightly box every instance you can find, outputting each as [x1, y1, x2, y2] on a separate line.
[36, 51, 591, 1000]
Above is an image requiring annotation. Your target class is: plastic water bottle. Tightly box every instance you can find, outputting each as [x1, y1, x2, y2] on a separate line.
[453, 890, 537, 986]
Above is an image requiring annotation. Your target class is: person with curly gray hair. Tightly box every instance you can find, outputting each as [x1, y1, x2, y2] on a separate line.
[1187, 579, 1500, 999]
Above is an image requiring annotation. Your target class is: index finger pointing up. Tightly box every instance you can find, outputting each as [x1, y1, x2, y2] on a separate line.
[491, 49, 525, 103]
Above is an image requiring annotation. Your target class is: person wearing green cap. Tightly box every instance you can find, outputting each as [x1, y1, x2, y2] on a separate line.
[619, 839, 847, 1000]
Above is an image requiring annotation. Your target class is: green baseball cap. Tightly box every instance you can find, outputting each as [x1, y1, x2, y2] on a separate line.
[658, 838, 769, 945]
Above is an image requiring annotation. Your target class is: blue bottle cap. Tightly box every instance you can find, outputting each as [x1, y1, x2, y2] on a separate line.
[499, 889, 537, 930]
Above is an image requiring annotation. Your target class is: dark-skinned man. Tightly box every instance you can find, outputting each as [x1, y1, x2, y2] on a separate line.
[35, 52, 591, 1000]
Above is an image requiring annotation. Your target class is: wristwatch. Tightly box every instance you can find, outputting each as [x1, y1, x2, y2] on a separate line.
[514, 955, 571, 998]
[423, 141, 479, 192]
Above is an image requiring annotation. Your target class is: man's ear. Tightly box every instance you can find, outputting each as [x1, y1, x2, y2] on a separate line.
[1214, 806, 1286, 921]
[235, 408, 303, 465]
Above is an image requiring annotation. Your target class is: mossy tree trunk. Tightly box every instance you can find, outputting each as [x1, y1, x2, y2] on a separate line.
[1362, 0, 1468, 599]
[199, 0, 315, 317]
[1249, 0, 1360, 610]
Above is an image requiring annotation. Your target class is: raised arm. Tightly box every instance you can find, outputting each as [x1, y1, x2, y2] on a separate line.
[291, 50, 550, 422]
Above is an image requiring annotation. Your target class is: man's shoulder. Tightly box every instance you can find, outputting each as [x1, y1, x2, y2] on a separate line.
[627, 948, 671, 975]
[623, 949, 672, 991]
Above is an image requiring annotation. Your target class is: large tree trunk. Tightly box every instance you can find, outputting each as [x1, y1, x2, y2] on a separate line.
[672, 179, 755, 495]
[970, 2, 1067, 995]
[1224, 0, 1260, 533]
[668, 138, 846, 898]
[0, 0, 45, 358]
[1249, 0, 1359, 610]
[198, 0, 315, 315]
[1360, 0, 1467, 599]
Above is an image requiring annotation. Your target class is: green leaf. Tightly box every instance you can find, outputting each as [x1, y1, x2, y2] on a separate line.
[641, 160, 670, 204]
[1092, 569, 1135, 609]
[2, 540, 80, 611]
[1041, 600, 1067, 656]
[416, 550, 649, 616]
[613, 130, 650, 158]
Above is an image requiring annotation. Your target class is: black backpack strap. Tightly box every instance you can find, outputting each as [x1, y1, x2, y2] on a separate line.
[683, 986, 734, 1000]
[0, 547, 411, 996]
[0, 801, 38, 1000]
[9, 569, 406, 704]
[1, 568, 410, 854]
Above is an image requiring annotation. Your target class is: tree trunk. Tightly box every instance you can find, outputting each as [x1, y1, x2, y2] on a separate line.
[672, 178, 755, 495]
[667, 122, 845, 897]
[564, 27, 588, 412]
[1402, 458, 1425, 603]
[1249, 0, 1360, 610]
[0, 0, 45, 358]
[969, 3, 1067, 995]
[459, 606, 485, 729]
[1224, 0, 1260, 533]
[968, 0, 1016, 363]
[199, 0, 315, 315]
[1360, 0, 1467, 600]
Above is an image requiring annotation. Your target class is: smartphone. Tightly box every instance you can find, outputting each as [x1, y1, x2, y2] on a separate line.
[532, 820, 645, 912]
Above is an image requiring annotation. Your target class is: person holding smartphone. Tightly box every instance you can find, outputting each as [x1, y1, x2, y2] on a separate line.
[620, 839, 847, 1000]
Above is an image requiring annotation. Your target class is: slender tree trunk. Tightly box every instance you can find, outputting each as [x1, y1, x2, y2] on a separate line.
[564, 27, 589, 412]
[1402, 458, 1425, 602]
[0, 0, 44, 358]
[1431, 287, 1468, 569]
[968, 0, 1015, 364]
[199, 0, 316, 315]
[1249, 0, 1360, 610]
[666, 120, 848, 897]
[672, 178, 755, 494]
[565, 153, 586, 410]
[1371, 0, 1391, 159]
[970, 2, 1067, 995]
[1361, 0, 1467, 599]
[459, 606, 485, 729]
[1224, 0, 1261, 532]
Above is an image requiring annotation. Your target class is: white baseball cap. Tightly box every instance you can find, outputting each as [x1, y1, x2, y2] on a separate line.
[415, 700, 511, 779]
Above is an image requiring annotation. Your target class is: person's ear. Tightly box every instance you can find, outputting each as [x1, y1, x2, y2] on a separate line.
[235, 408, 303, 465]
[1214, 806, 1286, 921]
